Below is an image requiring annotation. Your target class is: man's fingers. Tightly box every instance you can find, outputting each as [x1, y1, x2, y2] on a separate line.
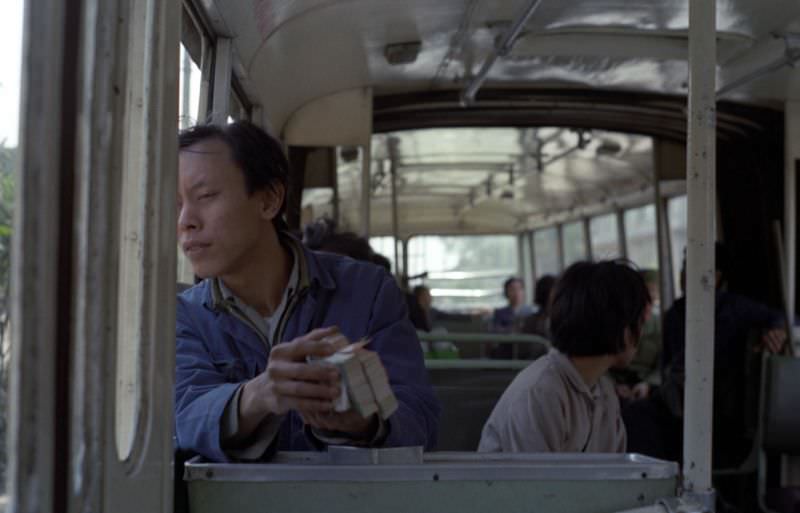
[271, 337, 345, 361]
[268, 361, 339, 383]
[283, 398, 336, 414]
[273, 380, 341, 401]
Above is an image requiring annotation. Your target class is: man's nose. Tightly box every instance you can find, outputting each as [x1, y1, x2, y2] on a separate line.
[177, 202, 199, 232]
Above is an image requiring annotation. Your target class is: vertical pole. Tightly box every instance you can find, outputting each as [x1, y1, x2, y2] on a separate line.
[556, 224, 565, 271]
[583, 218, 593, 261]
[683, 0, 717, 503]
[210, 38, 232, 125]
[388, 138, 401, 277]
[785, 101, 799, 350]
[617, 209, 628, 258]
[529, 230, 538, 283]
[655, 182, 676, 312]
[361, 143, 372, 238]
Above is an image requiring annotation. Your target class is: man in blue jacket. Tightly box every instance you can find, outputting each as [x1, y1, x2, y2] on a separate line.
[175, 121, 440, 462]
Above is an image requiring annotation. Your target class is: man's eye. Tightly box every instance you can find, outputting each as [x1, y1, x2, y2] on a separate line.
[199, 192, 218, 200]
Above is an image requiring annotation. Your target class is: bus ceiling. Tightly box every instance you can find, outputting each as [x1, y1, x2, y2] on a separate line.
[195, 0, 800, 134]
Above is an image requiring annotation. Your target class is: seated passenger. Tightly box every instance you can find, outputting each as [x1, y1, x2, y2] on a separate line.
[175, 122, 440, 463]
[521, 274, 557, 338]
[491, 277, 534, 333]
[478, 260, 649, 453]
[625, 243, 787, 466]
[610, 269, 662, 401]
[490, 277, 535, 359]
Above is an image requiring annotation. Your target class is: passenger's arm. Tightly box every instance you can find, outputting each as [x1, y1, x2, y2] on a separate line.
[175, 302, 249, 462]
[360, 273, 441, 450]
[175, 303, 343, 462]
[733, 295, 787, 353]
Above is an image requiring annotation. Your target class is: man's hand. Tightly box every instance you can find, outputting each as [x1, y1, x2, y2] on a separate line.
[759, 328, 787, 354]
[301, 410, 378, 439]
[632, 381, 651, 400]
[615, 384, 632, 399]
[237, 326, 347, 438]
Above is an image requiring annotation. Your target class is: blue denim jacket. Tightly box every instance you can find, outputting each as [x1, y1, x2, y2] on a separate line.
[175, 241, 440, 462]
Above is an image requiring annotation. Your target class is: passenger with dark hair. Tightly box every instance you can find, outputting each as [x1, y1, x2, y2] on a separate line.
[303, 217, 375, 263]
[625, 242, 787, 466]
[490, 277, 535, 359]
[491, 277, 534, 332]
[478, 260, 649, 453]
[521, 274, 557, 338]
[175, 122, 439, 463]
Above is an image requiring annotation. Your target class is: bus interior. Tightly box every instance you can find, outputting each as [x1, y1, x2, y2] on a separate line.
[4, 0, 800, 512]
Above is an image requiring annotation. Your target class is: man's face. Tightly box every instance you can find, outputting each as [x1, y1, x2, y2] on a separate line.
[177, 138, 274, 279]
[506, 280, 525, 307]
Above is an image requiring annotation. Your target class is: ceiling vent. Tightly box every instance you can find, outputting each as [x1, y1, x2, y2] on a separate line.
[385, 42, 421, 65]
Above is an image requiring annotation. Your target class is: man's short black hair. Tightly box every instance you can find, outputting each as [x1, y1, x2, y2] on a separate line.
[503, 277, 523, 297]
[550, 260, 650, 357]
[179, 121, 289, 231]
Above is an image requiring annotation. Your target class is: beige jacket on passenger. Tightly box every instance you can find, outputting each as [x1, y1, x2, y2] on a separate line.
[478, 349, 626, 453]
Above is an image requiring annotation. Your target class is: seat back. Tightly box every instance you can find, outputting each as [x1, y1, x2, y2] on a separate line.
[430, 366, 519, 451]
[761, 355, 800, 454]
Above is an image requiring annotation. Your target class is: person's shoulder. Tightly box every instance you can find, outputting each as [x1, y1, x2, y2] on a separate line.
[504, 353, 562, 401]
[311, 250, 391, 292]
[177, 280, 210, 308]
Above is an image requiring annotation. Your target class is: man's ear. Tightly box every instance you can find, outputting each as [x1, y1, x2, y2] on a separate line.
[259, 184, 285, 221]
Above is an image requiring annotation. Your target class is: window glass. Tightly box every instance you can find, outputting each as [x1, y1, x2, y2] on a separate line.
[562, 221, 587, 266]
[407, 235, 517, 311]
[590, 213, 620, 259]
[668, 195, 687, 295]
[0, 0, 23, 496]
[533, 228, 560, 278]
[369, 236, 396, 273]
[178, 44, 201, 128]
[624, 205, 659, 270]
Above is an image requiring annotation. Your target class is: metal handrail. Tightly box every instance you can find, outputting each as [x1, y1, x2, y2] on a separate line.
[424, 359, 531, 370]
[417, 331, 551, 346]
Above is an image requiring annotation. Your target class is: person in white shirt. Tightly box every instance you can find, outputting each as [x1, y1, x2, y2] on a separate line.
[479, 260, 650, 453]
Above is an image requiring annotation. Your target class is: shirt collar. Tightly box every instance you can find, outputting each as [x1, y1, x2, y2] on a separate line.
[549, 348, 601, 401]
[207, 232, 309, 312]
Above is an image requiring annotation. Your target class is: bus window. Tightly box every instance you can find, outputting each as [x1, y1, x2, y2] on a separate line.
[590, 213, 621, 259]
[179, 44, 201, 129]
[406, 235, 517, 311]
[533, 228, 560, 278]
[177, 43, 202, 284]
[0, 0, 23, 498]
[624, 205, 659, 270]
[336, 145, 364, 232]
[668, 195, 688, 294]
[562, 221, 587, 266]
[369, 236, 396, 273]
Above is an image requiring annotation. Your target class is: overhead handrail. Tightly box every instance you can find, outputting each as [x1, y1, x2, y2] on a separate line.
[459, 0, 544, 106]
